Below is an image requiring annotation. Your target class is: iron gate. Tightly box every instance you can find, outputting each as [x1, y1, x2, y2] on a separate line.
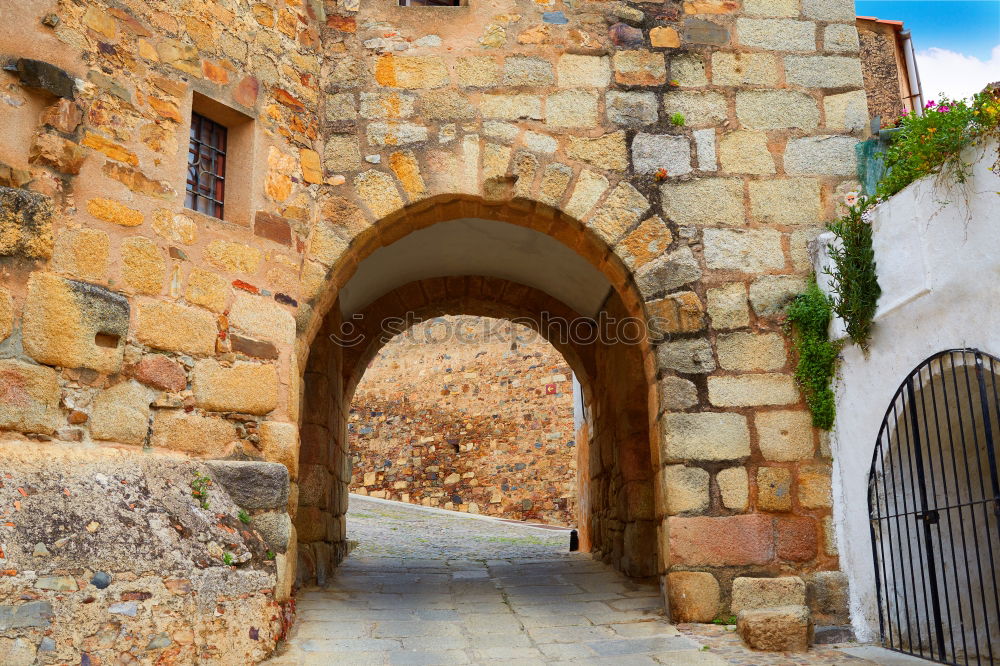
[869, 349, 1000, 665]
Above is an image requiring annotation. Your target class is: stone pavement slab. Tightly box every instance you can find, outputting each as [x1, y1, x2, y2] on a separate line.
[267, 496, 881, 665]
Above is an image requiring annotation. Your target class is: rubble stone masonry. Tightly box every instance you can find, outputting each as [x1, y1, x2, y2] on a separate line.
[0, 0, 863, 660]
[349, 316, 578, 526]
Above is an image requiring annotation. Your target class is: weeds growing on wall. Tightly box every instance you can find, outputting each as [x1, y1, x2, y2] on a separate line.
[786, 87, 1000, 428]
[785, 281, 842, 430]
[826, 194, 881, 350]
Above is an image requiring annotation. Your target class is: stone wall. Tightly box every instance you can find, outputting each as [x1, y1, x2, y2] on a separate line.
[0, 0, 871, 655]
[856, 18, 908, 121]
[349, 315, 578, 526]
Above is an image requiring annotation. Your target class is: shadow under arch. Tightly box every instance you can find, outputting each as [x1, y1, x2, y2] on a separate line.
[293, 195, 666, 610]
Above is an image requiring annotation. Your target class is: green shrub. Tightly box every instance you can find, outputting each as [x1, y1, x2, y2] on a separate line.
[826, 195, 880, 350]
[786, 281, 841, 429]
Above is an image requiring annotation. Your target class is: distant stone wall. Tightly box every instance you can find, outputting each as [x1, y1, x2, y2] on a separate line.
[349, 316, 577, 526]
[857, 20, 906, 121]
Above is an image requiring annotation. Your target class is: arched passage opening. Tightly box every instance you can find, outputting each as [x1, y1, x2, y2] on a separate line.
[293, 195, 666, 597]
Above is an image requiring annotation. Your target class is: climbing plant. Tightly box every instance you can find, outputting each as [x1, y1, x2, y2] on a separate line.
[787, 86, 1000, 428]
[785, 281, 841, 430]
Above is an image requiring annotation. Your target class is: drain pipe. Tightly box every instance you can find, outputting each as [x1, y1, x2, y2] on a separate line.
[900, 29, 925, 114]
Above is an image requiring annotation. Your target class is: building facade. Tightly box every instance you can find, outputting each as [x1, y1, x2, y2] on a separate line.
[0, 0, 869, 661]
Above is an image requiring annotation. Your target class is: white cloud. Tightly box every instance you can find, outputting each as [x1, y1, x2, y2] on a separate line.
[916, 44, 1000, 102]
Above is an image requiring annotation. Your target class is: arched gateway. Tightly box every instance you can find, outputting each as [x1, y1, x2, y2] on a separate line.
[0, 0, 863, 660]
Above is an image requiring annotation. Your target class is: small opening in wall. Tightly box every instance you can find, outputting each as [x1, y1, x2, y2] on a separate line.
[95, 333, 120, 349]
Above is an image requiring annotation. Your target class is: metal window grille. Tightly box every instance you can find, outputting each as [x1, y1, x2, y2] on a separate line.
[186, 112, 227, 219]
[869, 349, 1000, 665]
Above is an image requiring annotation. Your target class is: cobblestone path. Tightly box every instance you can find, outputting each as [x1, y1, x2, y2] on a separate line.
[269, 496, 878, 665]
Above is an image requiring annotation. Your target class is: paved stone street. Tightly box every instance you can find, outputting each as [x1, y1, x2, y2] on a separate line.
[269, 497, 878, 665]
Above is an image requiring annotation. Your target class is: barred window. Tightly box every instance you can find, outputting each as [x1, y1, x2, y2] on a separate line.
[186, 112, 227, 219]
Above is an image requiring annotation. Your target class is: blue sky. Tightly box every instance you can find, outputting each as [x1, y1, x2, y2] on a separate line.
[856, 1, 1000, 99]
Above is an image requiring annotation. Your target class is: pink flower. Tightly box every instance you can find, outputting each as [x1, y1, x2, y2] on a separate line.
[938, 105, 951, 112]
[925, 100, 936, 109]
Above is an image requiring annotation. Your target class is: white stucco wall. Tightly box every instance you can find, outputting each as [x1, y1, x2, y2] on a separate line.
[815, 141, 1000, 642]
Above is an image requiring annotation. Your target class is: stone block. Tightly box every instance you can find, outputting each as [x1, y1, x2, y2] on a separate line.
[648, 291, 704, 335]
[254, 511, 293, 552]
[564, 170, 609, 219]
[799, 464, 832, 508]
[749, 178, 822, 226]
[663, 91, 727, 128]
[693, 129, 717, 171]
[606, 91, 658, 127]
[612, 51, 666, 86]
[750, 275, 809, 316]
[261, 421, 300, 481]
[784, 136, 858, 176]
[502, 56, 554, 86]
[718, 131, 774, 174]
[736, 18, 816, 51]
[556, 54, 611, 87]
[684, 18, 730, 46]
[90, 380, 151, 445]
[150, 409, 238, 456]
[618, 215, 673, 270]
[51, 228, 109, 281]
[546, 90, 598, 127]
[0, 359, 60, 434]
[731, 576, 806, 612]
[121, 237, 165, 295]
[659, 376, 698, 411]
[737, 605, 812, 652]
[0, 287, 11, 342]
[456, 56, 501, 87]
[717, 332, 786, 371]
[374, 55, 449, 89]
[718, 466, 749, 510]
[538, 163, 573, 206]
[185, 268, 229, 313]
[324, 134, 362, 171]
[736, 91, 819, 130]
[757, 466, 792, 511]
[823, 90, 868, 131]
[709, 374, 799, 407]
[802, 0, 855, 21]
[0, 187, 54, 259]
[661, 178, 744, 226]
[136, 299, 217, 356]
[667, 571, 720, 623]
[230, 291, 295, 345]
[707, 283, 749, 330]
[0, 637, 36, 665]
[743, 0, 798, 17]
[360, 91, 414, 120]
[0, 601, 53, 631]
[806, 571, 850, 625]
[663, 412, 750, 461]
[668, 514, 773, 566]
[785, 56, 864, 88]
[703, 229, 784, 272]
[756, 410, 814, 461]
[777, 516, 818, 561]
[133, 354, 187, 392]
[481, 94, 543, 120]
[14, 58, 75, 98]
[204, 240, 261, 275]
[824, 24, 860, 53]
[670, 54, 708, 86]
[823, 515, 838, 555]
[655, 337, 715, 374]
[662, 464, 710, 514]
[632, 133, 691, 176]
[205, 460, 290, 510]
[23, 273, 128, 373]
[711, 52, 779, 86]
[418, 90, 475, 122]
[587, 182, 649, 245]
[567, 132, 628, 171]
[192, 360, 278, 415]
